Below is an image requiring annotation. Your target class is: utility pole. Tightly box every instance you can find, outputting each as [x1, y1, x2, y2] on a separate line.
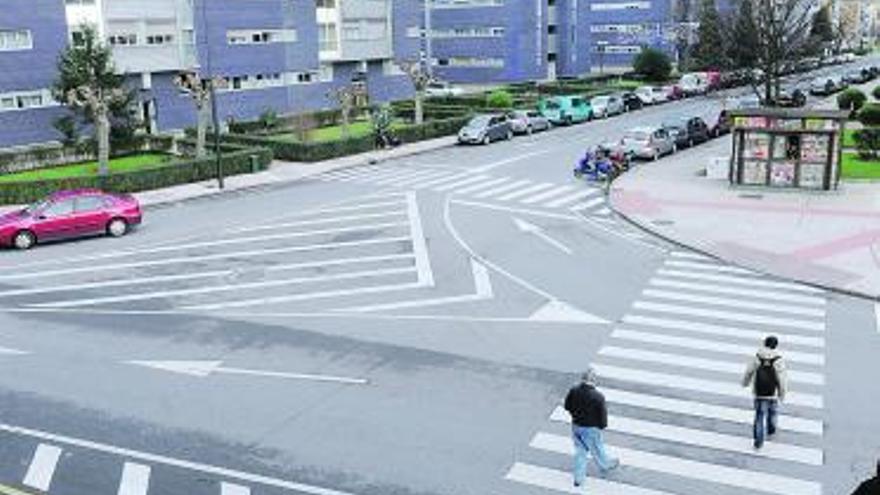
[424, 0, 433, 77]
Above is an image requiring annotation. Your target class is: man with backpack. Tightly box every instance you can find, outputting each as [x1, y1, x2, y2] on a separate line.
[564, 368, 619, 487]
[742, 336, 788, 449]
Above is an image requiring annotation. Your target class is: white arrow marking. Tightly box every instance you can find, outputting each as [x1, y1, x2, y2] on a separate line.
[335, 259, 493, 312]
[128, 361, 368, 385]
[513, 217, 572, 255]
[529, 300, 609, 324]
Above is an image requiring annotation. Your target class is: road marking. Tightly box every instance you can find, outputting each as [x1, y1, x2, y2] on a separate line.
[665, 259, 756, 274]
[341, 168, 406, 183]
[474, 179, 533, 198]
[543, 188, 601, 208]
[875, 302, 880, 334]
[574, 215, 667, 253]
[434, 174, 493, 192]
[505, 462, 673, 495]
[0, 346, 30, 355]
[599, 346, 824, 385]
[0, 271, 234, 299]
[31, 267, 416, 309]
[611, 329, 825, 365]
[452, 177, 510, 195]
[497, 183, 555, 201]
[528, 434, 822, 495]
[657, 269, 823, 294]
[670, 251, 711, 261]
[0, 484, 35, 495]
[450, 199, 580, 221]
[595, 207, 612, 215]
[513, 217, 572, 254]
[407, 172, 471, 189]
[117, 462, 150, 495]
[622, 314, 824, 347]
[128, 361, 369, 385]
[372, 169, 434, 185]
[0, 424, 357, 495]
[336, 259, 492, 312]
[221, 482, 251, 495]
[319, 165, 385, 180]
[519, 185, 575, 204]
[406, 192, 434, 287]
[649, 278, 827, 305]
[2, 237, 411, 281]
[642, 288, 826, 317]
[380, 169, 450, 186]
[633, 301, 826, 332]
[571, 196, 605, 211]
[226, 211, 406, 235]
[472, 149, 552, 173]
[528, 300, 608, 323]
[22, 444, 61, 491]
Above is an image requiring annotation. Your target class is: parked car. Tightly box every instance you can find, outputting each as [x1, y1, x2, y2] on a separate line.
[809, 76, 844, 96]
[590, 94, 625, 118]
[844, 69, 870, 84]
[705, 109, 732, 137]
[661, 84, 684, 100]
[620, 92, 644, 112]
[772, 87, 807, 107]
[538, 95, 592, 125]
[0, 189, 142, 250]
[457, 114, 513, 145]
[663, 116, 711, 148]
[425, 80, 464, 98]
[507, 110, 551, 135]
[737, 94, 763, 109]
[634, 85, 668, 105]
[680, 72, 710, 96]
[618, 126, 676, 160]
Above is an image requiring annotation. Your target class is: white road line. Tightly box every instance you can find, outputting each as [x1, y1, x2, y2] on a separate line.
[474, 179, 532, 198]
[3, 237, 411, 281]
[31, 267, 417, 309]
[372, 169, 436, 185]
[649, 278, 827, 305]
[221, 482, 251, 495]
[433, 174, 493, 192]
[595, 207, 612, 215]
[505, 462, 673, 495]
[406, 192, 434, 287]
[543, 188, 601, 208]
[318, 166, 384, 180]
[227, 211, 406, 235]
[529, 434, 822, 495]
[497, 182, 556, 201]
[0, 424, 357, 495]
[611, 329, 825, 366]
[348, 168, 410, 183]
[407, 172, 471, 189]
[551, 387, 822, 434]
[658, 269, 823, 294]
[22, 443, 61, 491]
[519, 185, 576, 204]
[592, 363, 823, 408]
[666, 259, 756, 274]
[117, 462, 151, 495]
[453, 177, 510, 195]
[472, 149, 552, 173]
[450, 199, 580, 221]
[622, 315, 825, 348]
[571, 196, 605, 211]
[633, 301, 826, 332]
[381, 170, 450, 186]
[875, 302, 880, 334]
[599, 346, 825, 385]
[642, 289, 827, 318]
[670, 251, 712, 261]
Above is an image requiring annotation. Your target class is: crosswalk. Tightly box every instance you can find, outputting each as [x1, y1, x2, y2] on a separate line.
[314, 165, 611, 216]
[505, 251, 827, 495]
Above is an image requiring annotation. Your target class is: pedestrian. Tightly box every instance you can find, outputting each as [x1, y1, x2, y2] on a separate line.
[851, 460, 880, 495]
[564, 367, 619, 487]
[742, 335, 788, 449]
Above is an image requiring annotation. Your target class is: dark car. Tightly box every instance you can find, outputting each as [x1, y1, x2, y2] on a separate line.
[620, 92, 643, 112]
[844, 69, 870, 84]
[457, 114, 513, 145]
[663, 116, 710, 149]
[773, 88, 807, 107]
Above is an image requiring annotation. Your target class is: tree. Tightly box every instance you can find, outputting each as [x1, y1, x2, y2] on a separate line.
[691, 0, 726, 69]
[809, 5, 834, 54]
[327, 84, 368, 139]
[174, 72, 223, 158]
[633, 48, 672, 82]
[398, 61, 431, 125]
[838, 88, 867, 115]
[486, 90, 514, 108]
[725, 0, 759, 70]
[53, 25, 129, 175]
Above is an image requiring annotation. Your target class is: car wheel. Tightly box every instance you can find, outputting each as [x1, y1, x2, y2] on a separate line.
[526, 125, 533, 135]
[482, 135, 491, 145]
[565, 116, 573, 126]
[13, 230, 35, 250]
[672, 143, 678, 154]
[107, 218, 129, 238]
[653, 149, 660, 161]
[506, 130, 513, 140]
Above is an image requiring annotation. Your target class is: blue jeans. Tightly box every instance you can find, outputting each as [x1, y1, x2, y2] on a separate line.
[753, 398, 778, 447]
[571, 426, 617, 484]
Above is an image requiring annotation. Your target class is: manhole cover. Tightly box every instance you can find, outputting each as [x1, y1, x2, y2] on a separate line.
[739, 193, 764, 199]
[652, 219, 675, 226]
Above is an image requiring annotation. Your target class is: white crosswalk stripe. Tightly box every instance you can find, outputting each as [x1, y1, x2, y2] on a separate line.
[506, 462, 674, 495]
[543, 188, 601, 207]
[453, 177, 511, 194]
[220, 482, 251, 495]
[520, 185, 576, 204]
[23, 443, 62, 491]
[117, 462, 151, 495]
[505, 254, 827, 495]
[474, 179, 533, 198]
[571, 196, 605, 211]
[433, 174, 492, 192]
[379, 169, 449, 186]
[497, 182, 556, 201]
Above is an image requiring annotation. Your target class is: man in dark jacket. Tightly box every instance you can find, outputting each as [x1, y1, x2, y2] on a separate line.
[564, 368, 619, 487]
[851, 460, 880, 495]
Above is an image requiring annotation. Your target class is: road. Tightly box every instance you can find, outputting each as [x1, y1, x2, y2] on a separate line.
[0, 63, 878, 495]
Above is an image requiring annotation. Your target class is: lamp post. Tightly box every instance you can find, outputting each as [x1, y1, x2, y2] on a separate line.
[424, 0, 433, 76]
[596, 41, 609, 75]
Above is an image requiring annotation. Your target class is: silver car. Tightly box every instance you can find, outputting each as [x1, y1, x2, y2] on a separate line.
[590, 95, 625, 118]
[507, 110, 551, 134]
[620, 126, 676, 160]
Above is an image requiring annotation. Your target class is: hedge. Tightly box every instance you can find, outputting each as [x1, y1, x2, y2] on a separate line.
[0, 135, 174, 176]
[0, 142, 272, 205]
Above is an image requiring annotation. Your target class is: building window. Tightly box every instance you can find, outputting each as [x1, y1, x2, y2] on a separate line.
[318, 64, 334, 82]
[108, 34, 138, 46]
[342, 20, 387, 41]
[431, 0, 504, 8]
[316, 0, 336, 7]
[444, 56, 504, 68]
[0, 29, 33, 51]
[65, 0, 96, 5]
[146, 34, 174, 45]
[227, 29, 297, 45]
[0, 89, 56, 113]
[590, 1, 651, 10]
[318, 23, 339, 51]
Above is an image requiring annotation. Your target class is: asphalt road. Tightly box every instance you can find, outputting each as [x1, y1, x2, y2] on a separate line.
[0, 62, 878, 495]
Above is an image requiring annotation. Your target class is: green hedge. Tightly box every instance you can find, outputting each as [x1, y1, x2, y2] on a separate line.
[0, 135, 174, 175]
[0, 143, 272, 205]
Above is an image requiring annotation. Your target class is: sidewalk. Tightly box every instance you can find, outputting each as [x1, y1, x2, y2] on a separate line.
[610, 137, 880, 299]
[0, 136, 456, 214]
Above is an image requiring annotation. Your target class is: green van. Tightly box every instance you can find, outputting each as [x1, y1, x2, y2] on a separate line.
[538, 95, 593, 125]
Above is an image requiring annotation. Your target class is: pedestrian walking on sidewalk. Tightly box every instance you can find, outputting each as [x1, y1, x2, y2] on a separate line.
[742, 336, 788, 449]
[850, 460, 880, 495]
[564, 367, 620, 487]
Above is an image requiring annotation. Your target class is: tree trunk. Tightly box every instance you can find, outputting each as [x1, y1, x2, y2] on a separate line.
[341, 104, 351, 139]
[96, 108, 110, 176]
[196, 101, 209, 158]
[414, 91, 425, 125]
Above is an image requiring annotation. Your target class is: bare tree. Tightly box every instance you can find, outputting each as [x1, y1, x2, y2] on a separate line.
[175, 72, 225, 158]
[326, 84, 368, 139]
[398, 61, 432, 125]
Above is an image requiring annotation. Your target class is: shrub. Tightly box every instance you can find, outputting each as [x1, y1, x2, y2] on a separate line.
[838, 88, 867, 114]
[853, 128, 880, 159]
[486, 90, 514, 108]
[633, 48, 672, 82]
[858, 103, 880, 126]
[872, 85, 880, 100]
[258, 108, 279, 130]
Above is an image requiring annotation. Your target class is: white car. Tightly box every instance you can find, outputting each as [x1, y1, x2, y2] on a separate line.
[590, 95, 625, 118]
[425, 81, 464, 98]
[634, 85, 668, 105]
[679, 72, 709, 96]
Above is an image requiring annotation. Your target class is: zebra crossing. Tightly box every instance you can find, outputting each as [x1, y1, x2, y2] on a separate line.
[505, 251, 827, 495]
[314, 165, 611, 215]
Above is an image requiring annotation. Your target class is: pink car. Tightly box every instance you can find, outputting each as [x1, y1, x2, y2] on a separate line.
[0, 189, 142, 250]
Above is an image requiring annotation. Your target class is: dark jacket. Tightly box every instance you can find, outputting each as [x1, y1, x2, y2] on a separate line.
[852, 477, 880, 495]
[564, 383, 607, 429]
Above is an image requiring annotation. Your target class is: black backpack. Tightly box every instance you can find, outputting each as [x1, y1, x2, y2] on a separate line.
[754, 355, 780, 396]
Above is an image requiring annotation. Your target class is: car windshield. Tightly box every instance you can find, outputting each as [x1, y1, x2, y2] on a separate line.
[23, 199, 49, 215]
[468, 116, 491, 127]
[623, 131, 650, 142]
[544, 101, 561, 110]
[511, 111, 528, 118]
[592, 96, 609, 105]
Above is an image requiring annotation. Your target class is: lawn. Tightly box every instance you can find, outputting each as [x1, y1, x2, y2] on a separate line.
[841, 152, 880, 179]
[275, 120, 405, 143]
[0, 153, 171, 183]
[843, 128, 857, 148]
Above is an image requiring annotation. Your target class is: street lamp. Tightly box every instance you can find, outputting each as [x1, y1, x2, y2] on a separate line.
[423, 0, 433, 77]
[596, 41, 609, 75]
